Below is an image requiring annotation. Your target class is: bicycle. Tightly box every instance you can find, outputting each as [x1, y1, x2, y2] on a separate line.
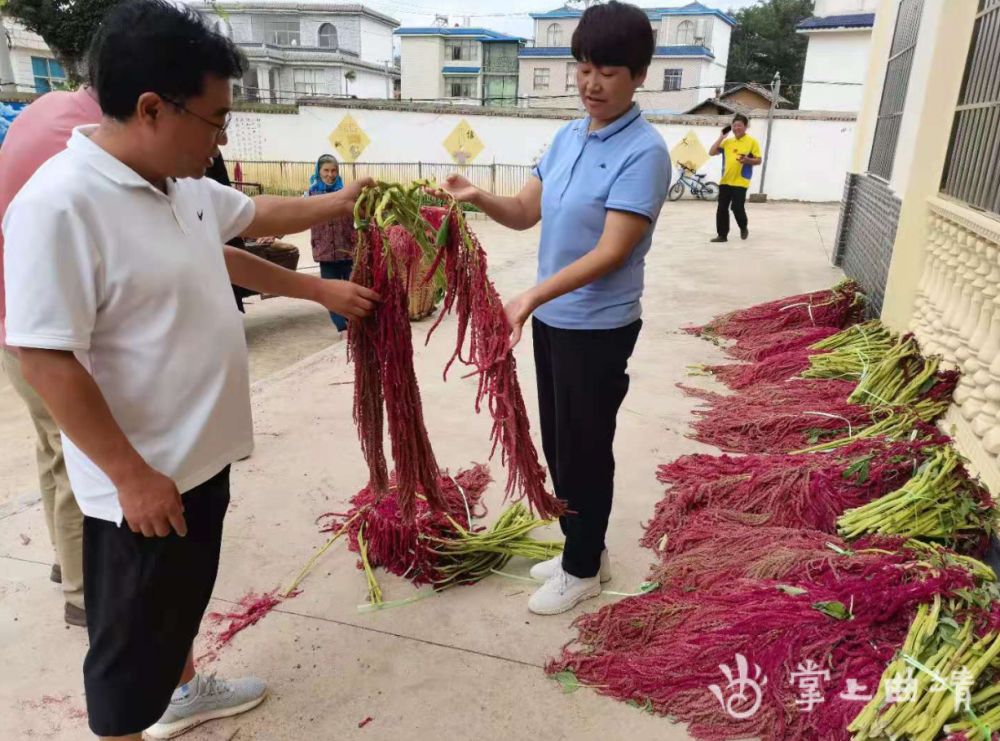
[668, 164, 719, 201]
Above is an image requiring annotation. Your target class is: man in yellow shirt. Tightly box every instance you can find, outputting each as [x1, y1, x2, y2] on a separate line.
[708, 114, 762, 242]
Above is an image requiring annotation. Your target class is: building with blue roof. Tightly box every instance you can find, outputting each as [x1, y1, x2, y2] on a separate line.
[394, 24, 525, 107]
[520, 2, 734, 111]
[796, 0, 879, 111]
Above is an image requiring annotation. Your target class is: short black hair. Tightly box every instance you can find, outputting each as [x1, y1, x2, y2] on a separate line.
[571, 1, 655, 77]
[89, 0, 247, 121]
[733, 113, 750, 126]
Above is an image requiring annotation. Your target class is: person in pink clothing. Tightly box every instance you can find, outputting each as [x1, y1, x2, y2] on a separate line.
[0, 83, 101, 628]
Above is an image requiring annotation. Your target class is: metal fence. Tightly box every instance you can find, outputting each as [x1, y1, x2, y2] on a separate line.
[230, 160, 534, 197]
[834, 173, 903, 316]
[940, 0, 1000, 218]
[868, 0, 924, 181]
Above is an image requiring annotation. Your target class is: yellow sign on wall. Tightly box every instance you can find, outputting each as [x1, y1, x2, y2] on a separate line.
[670, 130, 711, 173]
[328, 114, 370, 163]
[443, 120, 485, 165]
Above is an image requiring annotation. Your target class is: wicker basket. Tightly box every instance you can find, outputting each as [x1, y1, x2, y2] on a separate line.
[408, 256, 438, 321]
[245, 240, 300, 273]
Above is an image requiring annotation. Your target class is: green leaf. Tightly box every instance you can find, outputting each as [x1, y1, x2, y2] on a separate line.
[917, 376, 938, 396]
[825, 542, 853, 556]
[627, 698, 654, 713]
[813, 600, 851, 620]
[551, 671, 583, 694]
[939, 617, 960, 630]
[777, 585, 808, 596]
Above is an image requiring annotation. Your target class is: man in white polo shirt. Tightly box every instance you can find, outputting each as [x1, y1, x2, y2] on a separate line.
[2, 2, 378, 739]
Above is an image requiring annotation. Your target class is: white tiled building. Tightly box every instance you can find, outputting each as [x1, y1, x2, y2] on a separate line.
[796, 0, 879, 111]
[520, 2, 735, 112]
[192, 2, 400, 102]
[395, 26, 524, 107]
[0, 16, 68, 94]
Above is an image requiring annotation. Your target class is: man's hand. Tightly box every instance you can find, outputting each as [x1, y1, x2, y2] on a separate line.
[503, 290, 538, 350]
[117, 466, 188, 538]
[426, 174, 480, 205]
[329, 177, 376, 219]
[312, 279, 381, 320]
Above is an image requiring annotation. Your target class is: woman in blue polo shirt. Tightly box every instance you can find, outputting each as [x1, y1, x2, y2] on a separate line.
[437, 0, 670, 615]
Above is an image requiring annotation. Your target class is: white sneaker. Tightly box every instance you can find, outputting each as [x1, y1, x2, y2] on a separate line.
[527, 570, 602, 616]
[529, 550, 612, 584]
[145, 674, 267, 739]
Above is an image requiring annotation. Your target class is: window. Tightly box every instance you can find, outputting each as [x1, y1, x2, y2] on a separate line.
[31, 57, 66, 94]
[941, 0, 1000, 216]
[264, 19, 300, 46]
[676, 20, 695, 45]
[318, 23, 338, 49]
[446, 40, 479, 61]
[448, 76, 477, 99]
[566, 62, 578, 90]
[534, 68, 550, 90]
[293, 68, 323, 95]
[546, 23, 563, 46]
[868, 0, 924, 180]
[663, 68, 682, 91]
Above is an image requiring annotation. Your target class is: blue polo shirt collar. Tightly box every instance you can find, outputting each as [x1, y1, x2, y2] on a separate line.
[577, 102, 643, 141]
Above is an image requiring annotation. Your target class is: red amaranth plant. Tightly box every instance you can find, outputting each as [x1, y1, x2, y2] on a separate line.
[421, 206, 563, 520]
[643, 439, 948, 548]
[686, 280, 865, 341]
[703, 347, 826, 390]
[681, 379, 871, 453]
[348, 219, 449, 520]
[317, 464, 493, 586]
[726, 326, 843, 362]
[548, 555, 974, 741]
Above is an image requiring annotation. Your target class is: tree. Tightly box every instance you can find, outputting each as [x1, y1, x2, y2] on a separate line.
[726, 0, 814, 107]
[0, 0, 127, 84]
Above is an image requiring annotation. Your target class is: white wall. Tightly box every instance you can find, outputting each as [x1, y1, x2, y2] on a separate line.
[712, 18, 732, 67]
[533, 17, 578, 46]
[221, 102, 856, 201]
[5, 20, 56, 93]
[814, 0, 880, 15]
[360, 16, 395, 66]
[350, 69, 391, 99]
[400, 36, 444, 100]
[799, 31, 873, 111]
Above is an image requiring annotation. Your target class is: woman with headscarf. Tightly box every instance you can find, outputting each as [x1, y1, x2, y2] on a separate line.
[307, 154, 357, 335]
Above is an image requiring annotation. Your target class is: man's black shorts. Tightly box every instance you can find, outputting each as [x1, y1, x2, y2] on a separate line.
[82, 466, 231, 737]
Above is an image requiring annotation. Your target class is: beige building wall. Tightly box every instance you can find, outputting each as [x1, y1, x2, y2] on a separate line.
[520, 56, 705, 112]
[400, 36, 444, 101]
[533, 18, 579, 47]
[879, 0, 978, 330]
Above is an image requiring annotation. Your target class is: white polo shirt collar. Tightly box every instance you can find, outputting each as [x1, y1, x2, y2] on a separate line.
[67, 125, 194, 234]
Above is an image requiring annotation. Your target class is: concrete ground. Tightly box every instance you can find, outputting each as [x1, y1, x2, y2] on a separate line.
[0, 201, 843, 740]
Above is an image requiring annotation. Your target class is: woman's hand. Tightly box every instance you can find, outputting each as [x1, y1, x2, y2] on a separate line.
[426, 174, 481, 205]
[503, 290, 538, 350]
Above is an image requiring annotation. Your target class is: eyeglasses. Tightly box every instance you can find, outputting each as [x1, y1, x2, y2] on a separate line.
[160, 95, 231, 137]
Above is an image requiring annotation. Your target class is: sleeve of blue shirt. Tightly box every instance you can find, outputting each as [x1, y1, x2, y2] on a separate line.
[605, 139, 672, 222]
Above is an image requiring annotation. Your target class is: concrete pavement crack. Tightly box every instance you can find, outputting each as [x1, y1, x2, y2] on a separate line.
[209, 596, 545, 670]
[808, 203, 833, 262]
[2, 557, 547, 671]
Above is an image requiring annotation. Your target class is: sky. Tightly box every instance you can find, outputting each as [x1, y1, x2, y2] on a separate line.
[266, 0, 763, 42]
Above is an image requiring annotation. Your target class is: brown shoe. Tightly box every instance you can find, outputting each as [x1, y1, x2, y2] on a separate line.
[50, 564, 62, 584]
[65, 603, 87, 628]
